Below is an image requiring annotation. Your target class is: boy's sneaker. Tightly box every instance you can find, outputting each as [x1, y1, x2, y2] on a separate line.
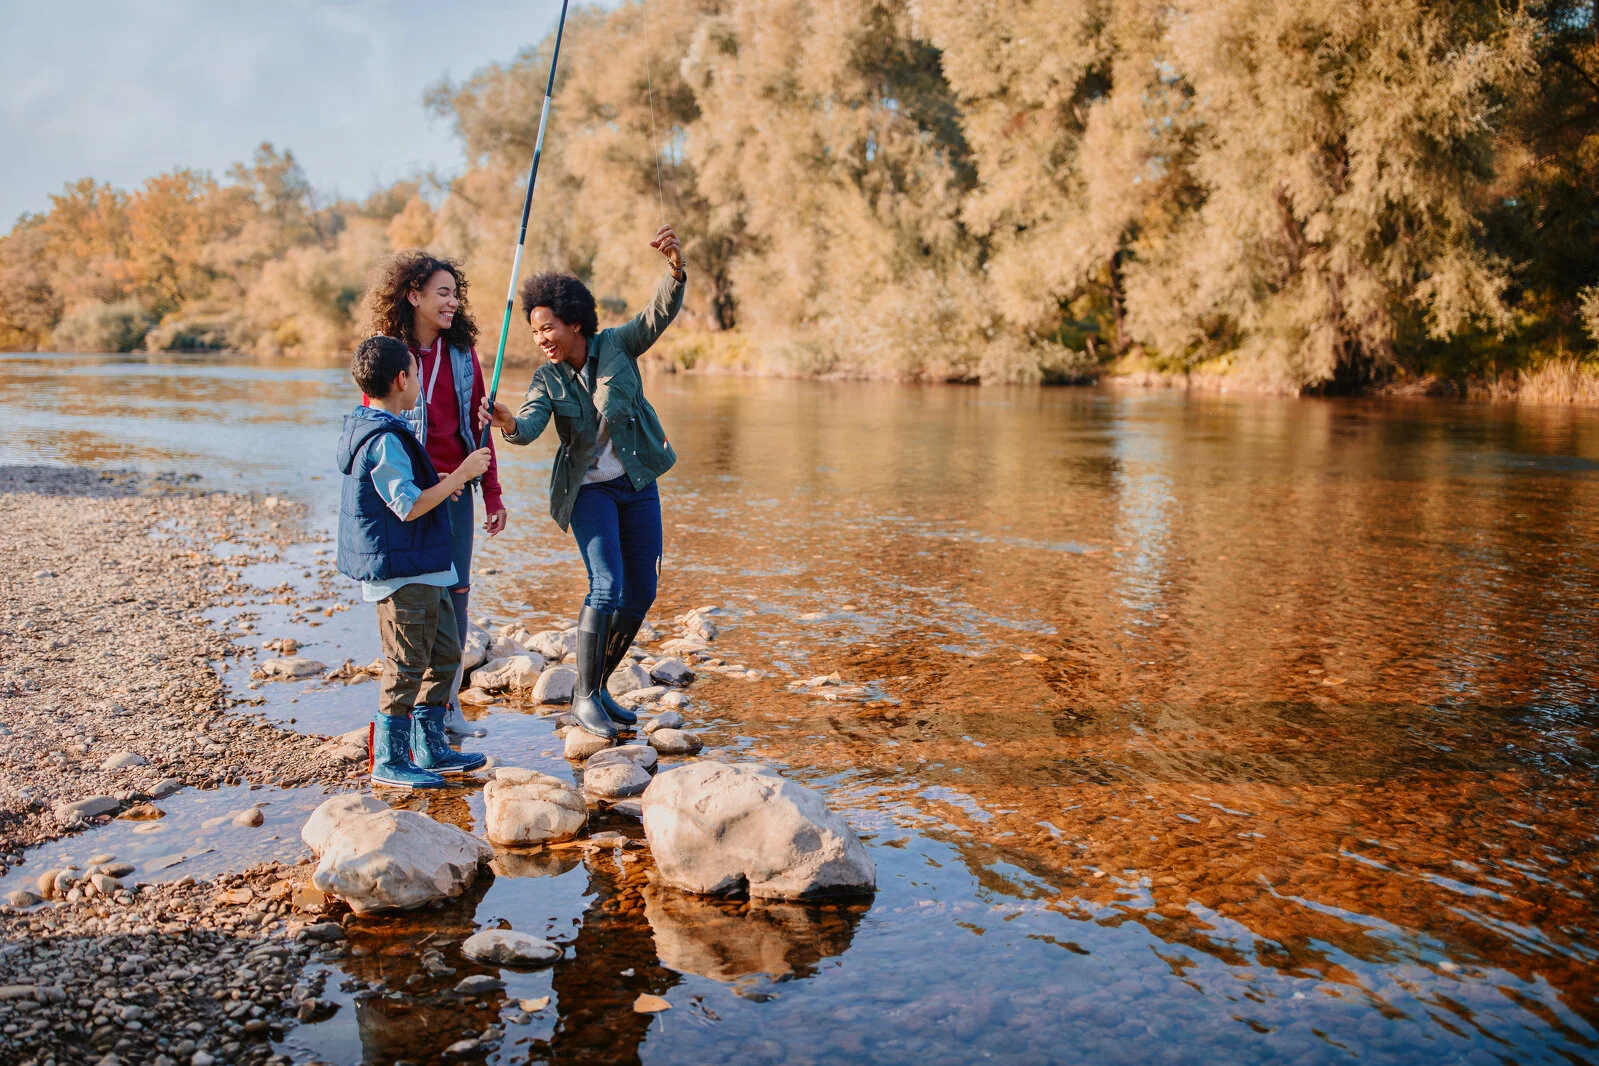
[411, 705, 488, 775]
[370, 713, 447, 789]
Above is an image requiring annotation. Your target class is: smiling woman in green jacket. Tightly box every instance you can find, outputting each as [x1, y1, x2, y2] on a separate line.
[480, 224, 685, 740]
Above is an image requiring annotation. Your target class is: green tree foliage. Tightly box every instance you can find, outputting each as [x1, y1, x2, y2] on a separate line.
[2, 1, 1596, 391]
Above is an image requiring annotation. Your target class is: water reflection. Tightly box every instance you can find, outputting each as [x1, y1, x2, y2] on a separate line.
[643, 886, 865, 986]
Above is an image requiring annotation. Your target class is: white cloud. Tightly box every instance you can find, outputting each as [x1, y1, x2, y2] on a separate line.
[0, 0, 567, 224]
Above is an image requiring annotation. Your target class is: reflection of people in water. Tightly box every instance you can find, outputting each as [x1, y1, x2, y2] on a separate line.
[535, 849, 679, 1065]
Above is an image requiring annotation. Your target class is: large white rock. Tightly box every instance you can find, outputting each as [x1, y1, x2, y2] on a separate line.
[583, 763, 651, 799]
[301, 794, 390, 856]
[642, 763, 875, 899]
[483, 768, 586, 846]
[461, 929, 562, 967]
[607, 663, 652, 696]
[310, 806, 493, 914]
[649, 658, 695, 686]
[460, 624, 492, 672]
[473, 653, 546, 692]
[259, 657, 326, 681]
[533, 666, 577, 704]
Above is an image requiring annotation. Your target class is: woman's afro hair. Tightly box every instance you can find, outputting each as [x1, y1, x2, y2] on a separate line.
[519, 272, 598, 336]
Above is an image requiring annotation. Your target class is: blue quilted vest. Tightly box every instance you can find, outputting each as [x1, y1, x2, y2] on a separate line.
[335, 407, 453, 582]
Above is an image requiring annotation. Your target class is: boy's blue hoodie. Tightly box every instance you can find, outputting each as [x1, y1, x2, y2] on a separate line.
[335, 407, 453, 582]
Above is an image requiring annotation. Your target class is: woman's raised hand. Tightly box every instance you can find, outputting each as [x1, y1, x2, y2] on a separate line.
[651, 224, 684, 277]
[478, 395, 516, 434]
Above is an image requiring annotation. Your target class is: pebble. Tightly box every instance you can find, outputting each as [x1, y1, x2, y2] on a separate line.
[53, 795, 120, 823]
[587, 744, 658, 772]
[455, 974, 506, 995]
[564, 729, 613, 760]
[232, 807, 265, 827]
[150, 778, 184, 799]
[99, 750, 148, 770]
[6, 889, 40, 908]
[649, 657, 696, 685]
[648, 728, 704, 755]
[461, 929, 562, 967]
[582, 763, 651, 798]
[120, 803, 167, 821]
[644, 710, 686, 734]
[658, 690, 691, 710]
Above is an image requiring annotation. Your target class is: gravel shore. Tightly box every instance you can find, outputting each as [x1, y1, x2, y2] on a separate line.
[1, 465, 364, 1065]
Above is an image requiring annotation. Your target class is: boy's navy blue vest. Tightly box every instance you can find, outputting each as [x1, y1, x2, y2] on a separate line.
[335, 407, 453, 582]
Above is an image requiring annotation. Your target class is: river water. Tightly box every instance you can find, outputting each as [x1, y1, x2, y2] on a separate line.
[3, 352, 1598, 1065]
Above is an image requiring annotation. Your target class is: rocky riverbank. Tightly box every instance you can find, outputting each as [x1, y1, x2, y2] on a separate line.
[0, 466, 370, 1065]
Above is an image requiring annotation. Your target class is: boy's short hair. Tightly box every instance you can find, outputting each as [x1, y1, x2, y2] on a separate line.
[351, 336, 414, 398]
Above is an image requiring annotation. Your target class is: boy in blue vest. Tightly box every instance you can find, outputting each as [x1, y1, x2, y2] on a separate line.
[336, 336, 491, 788]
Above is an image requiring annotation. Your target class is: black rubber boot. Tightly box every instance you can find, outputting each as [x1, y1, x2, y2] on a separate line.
[597, 611, 644, 726]
[572, 606, 618, 740]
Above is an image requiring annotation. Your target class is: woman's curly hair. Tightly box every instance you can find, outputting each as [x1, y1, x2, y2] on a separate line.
[519, 272, 598, 336]
[366, 251, 479, 349]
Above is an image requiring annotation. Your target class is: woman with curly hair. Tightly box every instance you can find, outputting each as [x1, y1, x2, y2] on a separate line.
[365, 252, 509, 735]
[480, 224, 685, 740]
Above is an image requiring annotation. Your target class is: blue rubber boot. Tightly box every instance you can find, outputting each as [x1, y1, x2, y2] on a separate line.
[370, 712, 447, 790]
[411, 705, 488, 775]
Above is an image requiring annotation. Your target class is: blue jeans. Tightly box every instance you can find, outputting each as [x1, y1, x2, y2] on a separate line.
[569, 476, 661, 618]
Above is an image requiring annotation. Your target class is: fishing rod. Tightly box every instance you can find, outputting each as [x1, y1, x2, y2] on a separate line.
[480, 0, 571, 450]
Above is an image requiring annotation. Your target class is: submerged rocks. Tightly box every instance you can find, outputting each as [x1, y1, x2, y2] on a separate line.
[257, 656, 326, 681]
[473, 653, 545, 692]
[483, 768, 586, 846]
[461, 929, 562, 967]
[642, 762, 875, 899]
[648, 728, 703, 755]
[305, 796, 493, 914]
[533, 666, 578, 704]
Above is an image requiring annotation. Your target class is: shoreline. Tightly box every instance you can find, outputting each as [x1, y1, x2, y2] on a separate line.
[0, 465, 367, 1066]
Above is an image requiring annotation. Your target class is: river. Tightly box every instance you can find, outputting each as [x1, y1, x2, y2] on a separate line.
[4, 351, 1598, 1064]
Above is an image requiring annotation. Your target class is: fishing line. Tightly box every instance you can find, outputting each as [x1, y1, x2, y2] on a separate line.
[642, 0, 669, 224]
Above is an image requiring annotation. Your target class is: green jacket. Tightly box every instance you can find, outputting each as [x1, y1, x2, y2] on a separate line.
[502, 270, 684, 530]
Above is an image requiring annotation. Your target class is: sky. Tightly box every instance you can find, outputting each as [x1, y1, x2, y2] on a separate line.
[0, 0, 568, 226]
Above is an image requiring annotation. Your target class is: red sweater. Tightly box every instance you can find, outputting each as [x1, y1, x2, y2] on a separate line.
[362, 338, 503, 515]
